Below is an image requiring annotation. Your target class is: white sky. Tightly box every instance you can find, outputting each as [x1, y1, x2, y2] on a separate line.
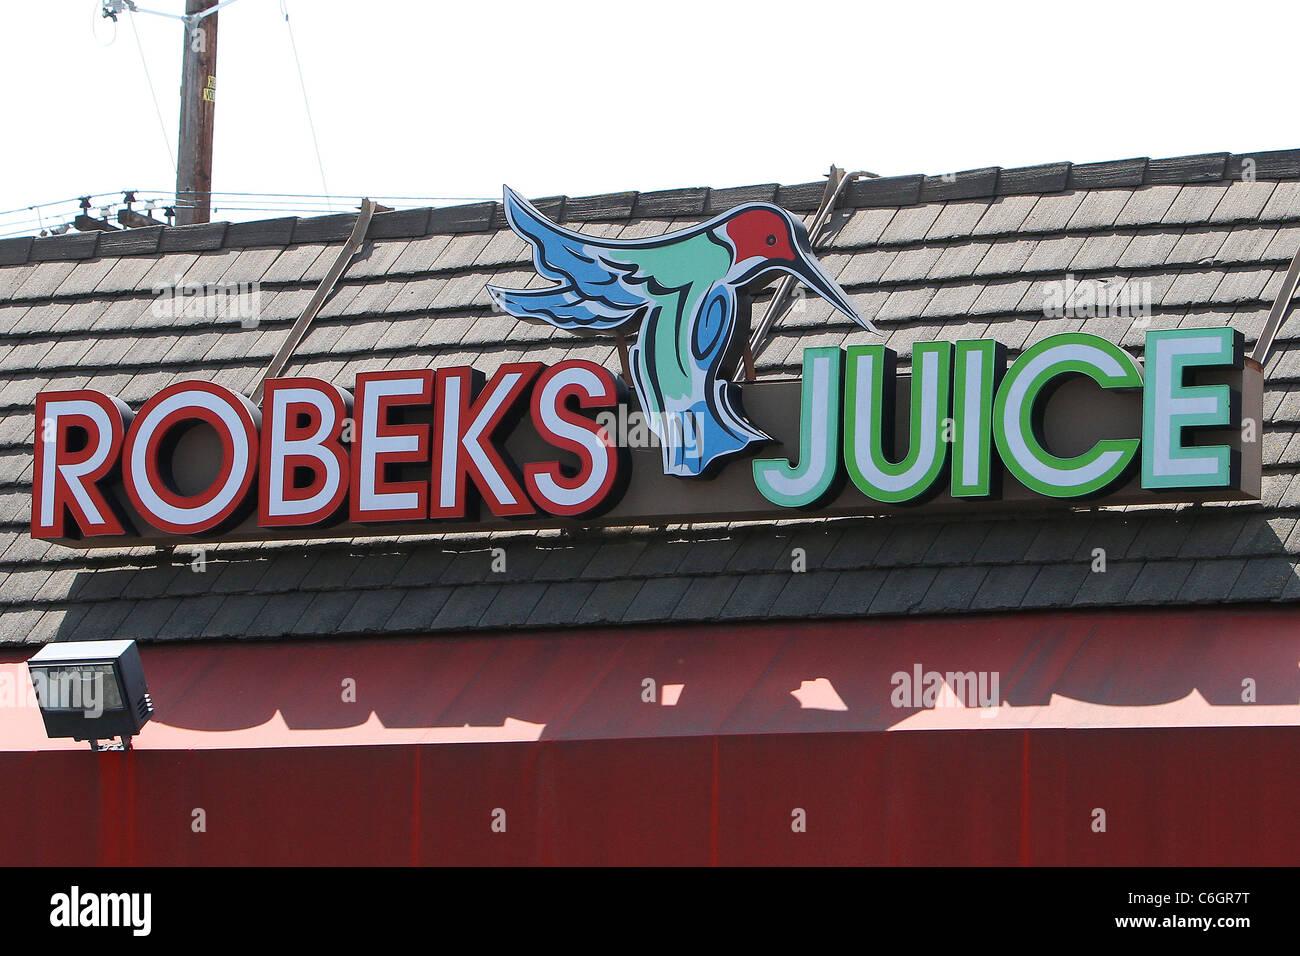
[2, 0, 1298, 229]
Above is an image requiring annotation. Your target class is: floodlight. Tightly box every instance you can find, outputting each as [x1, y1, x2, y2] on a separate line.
[27, 640, 153, 751]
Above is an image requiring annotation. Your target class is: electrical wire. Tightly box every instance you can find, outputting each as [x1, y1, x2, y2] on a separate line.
[0, 223, 72, 240]
[148, 190, 497, 202]
[0, 191, 483, 235]
[126, 8, 177, 174]
[0, 187, 500, 240]
[5, 191, 483, 211]
[1, 190, 490, 220]
[3, 4, 499, 241]
[281, 0, 331, 212]
[0, 192, 121, 217]
[209, 206, 355, 213]
[168, 201, 487, 211]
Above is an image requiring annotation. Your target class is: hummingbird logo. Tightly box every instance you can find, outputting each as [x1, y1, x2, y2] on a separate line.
[488, 186, 877, 478]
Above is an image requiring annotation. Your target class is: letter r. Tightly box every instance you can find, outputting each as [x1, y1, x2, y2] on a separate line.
[32, 390, 132, 539]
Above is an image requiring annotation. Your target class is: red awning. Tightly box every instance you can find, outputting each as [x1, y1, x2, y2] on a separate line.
[3, 606, 1299, 864]
[3, 606, 1298, 750]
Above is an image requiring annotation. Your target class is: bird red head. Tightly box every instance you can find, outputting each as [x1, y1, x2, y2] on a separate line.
[722, 207, 799, 267]
[717, 203, 865, 328]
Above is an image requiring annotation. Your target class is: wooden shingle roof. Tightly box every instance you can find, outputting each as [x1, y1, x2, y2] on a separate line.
[3, 149, 1300, 645]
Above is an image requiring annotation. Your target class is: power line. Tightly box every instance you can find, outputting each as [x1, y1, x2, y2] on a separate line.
[281, 1, 331, 212]
[0, 192, 123, 217]
[0, 220, 76, 240]
[1, 190, 491, 220]
[150, 190, 497, 202]
[0, 191, 128, 238]
[126, 7, 177, 174]
[0, 191, 492, 231]
[0, 187, 503, 240]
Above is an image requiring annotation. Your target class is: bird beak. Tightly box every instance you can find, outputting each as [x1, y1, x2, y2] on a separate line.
[786, 254, 878, 334]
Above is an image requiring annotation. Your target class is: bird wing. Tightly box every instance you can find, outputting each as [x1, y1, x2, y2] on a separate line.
[487, 285, 640, 331]
[486, 186, 649, 331]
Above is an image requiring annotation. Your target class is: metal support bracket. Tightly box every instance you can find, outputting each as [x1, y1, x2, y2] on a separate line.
[250, 198, 376, 405]
[104, 0, 240, 24]
[1250, 235, 1300, 368]
[615, 333, 632, 385]
[747, 165, 875, 372]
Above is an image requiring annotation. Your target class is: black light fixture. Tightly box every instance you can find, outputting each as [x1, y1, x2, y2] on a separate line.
[26, 640, 153, 751]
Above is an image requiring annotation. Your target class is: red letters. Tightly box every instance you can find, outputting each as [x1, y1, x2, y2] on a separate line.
[259, 378, 352, 527]
[525, 361, 627, 517]
[31, 390, 132, 539]
[430, 363, 541, 520]
[31, 360, 631, 542]
[122, 382, 260, 535]
[349, 370, 433, 523]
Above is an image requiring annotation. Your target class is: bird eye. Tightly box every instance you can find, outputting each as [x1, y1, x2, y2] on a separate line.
[765, 234, 777, 246]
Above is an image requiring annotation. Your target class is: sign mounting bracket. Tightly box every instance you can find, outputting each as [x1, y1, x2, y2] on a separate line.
[747, 165, 876, 372]
[1249, 232, 1300, 369]
[250, 198, 376, 404]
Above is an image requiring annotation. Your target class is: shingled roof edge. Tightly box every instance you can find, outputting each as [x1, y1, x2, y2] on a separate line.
[3, 148, 1299, 266]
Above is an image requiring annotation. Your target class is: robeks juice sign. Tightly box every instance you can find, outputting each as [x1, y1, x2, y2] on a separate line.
[30, 190, 1262, 547]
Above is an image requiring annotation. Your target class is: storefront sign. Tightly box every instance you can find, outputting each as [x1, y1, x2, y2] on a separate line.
[30, 193, 1262, 547]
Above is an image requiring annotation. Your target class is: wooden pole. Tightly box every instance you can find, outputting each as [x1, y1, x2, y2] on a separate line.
[176, 0, 219, 226]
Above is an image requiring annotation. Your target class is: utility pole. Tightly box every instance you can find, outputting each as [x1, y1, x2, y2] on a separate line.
[175, 0, 219, 225]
